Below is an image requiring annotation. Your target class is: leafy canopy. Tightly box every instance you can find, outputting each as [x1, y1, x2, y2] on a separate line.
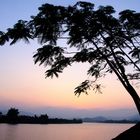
[0, 1, 140, 96]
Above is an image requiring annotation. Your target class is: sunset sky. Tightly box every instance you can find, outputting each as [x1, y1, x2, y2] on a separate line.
[0, 0, 140, 118]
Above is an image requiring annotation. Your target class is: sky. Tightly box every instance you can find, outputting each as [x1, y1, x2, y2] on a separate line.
[0, 0, 140, 118]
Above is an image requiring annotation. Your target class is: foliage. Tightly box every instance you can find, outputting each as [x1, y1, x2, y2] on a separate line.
[39, 114, 48, 120]
[6, 108, 19, 123]
[7, 108, 19, 118]
[0, 1, 140, 114]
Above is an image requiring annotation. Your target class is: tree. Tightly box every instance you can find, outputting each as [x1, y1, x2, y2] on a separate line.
[0, 1, 140, 115]
[7, 108, 19, 123]
[7, 108, 19, 117]
[39, 114, 49, 123]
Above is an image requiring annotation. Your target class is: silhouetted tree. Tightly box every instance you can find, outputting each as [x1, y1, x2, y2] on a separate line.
[39, 114, 49, 120]
[7, 108, 19, 123]
[0, 2, 140, 115]
[39, 114, 48, 123]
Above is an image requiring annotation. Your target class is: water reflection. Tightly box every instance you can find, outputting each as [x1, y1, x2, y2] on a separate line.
[0, 123, 134, 140]
[3, 124, 18, 140]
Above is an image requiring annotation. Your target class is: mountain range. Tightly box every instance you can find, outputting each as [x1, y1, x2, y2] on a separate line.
[0, 107, 140, 122]
[83, 114, 140, 123]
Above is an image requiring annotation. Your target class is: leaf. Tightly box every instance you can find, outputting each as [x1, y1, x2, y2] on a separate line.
[127, 73, 140, 80]
[73, 49, 89, 62]
[45, 68, 62, 78]
[0, 31, 9, 45]
[33, 45, 64, 66]
[87, 64, 100, 78]
[130, 48, 140, 59]
[93, 84, 102, 94]
[7, 20, 32, 45]
[74, 80, 91, 96]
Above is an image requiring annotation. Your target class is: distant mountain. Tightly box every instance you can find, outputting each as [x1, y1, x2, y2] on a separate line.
[83, 116, 107, 122]
[1, 107, 140, 121]
[82, 114, 140, 123]
[128, 114, 140, 121]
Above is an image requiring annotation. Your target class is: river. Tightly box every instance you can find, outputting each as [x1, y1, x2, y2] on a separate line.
[0, 123, 134, 140]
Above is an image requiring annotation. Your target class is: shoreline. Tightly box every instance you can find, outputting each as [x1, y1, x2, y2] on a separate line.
[112, 122, 140, 140]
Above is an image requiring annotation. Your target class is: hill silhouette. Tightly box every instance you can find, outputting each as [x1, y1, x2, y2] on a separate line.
[0, 108, 82, 124]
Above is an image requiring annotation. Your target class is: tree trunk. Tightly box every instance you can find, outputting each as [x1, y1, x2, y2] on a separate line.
[126, 84, 140, 116]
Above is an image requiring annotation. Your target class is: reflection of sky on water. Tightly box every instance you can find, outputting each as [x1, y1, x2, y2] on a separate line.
[0, 123, 134, 140]
[4, 124, 18, 140]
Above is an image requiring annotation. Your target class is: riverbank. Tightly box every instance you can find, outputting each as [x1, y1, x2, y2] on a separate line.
[0, 115, 82, 124]
[112, 122, 140, 140]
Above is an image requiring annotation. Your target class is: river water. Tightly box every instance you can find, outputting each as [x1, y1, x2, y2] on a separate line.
[0, 123, 134, 140]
